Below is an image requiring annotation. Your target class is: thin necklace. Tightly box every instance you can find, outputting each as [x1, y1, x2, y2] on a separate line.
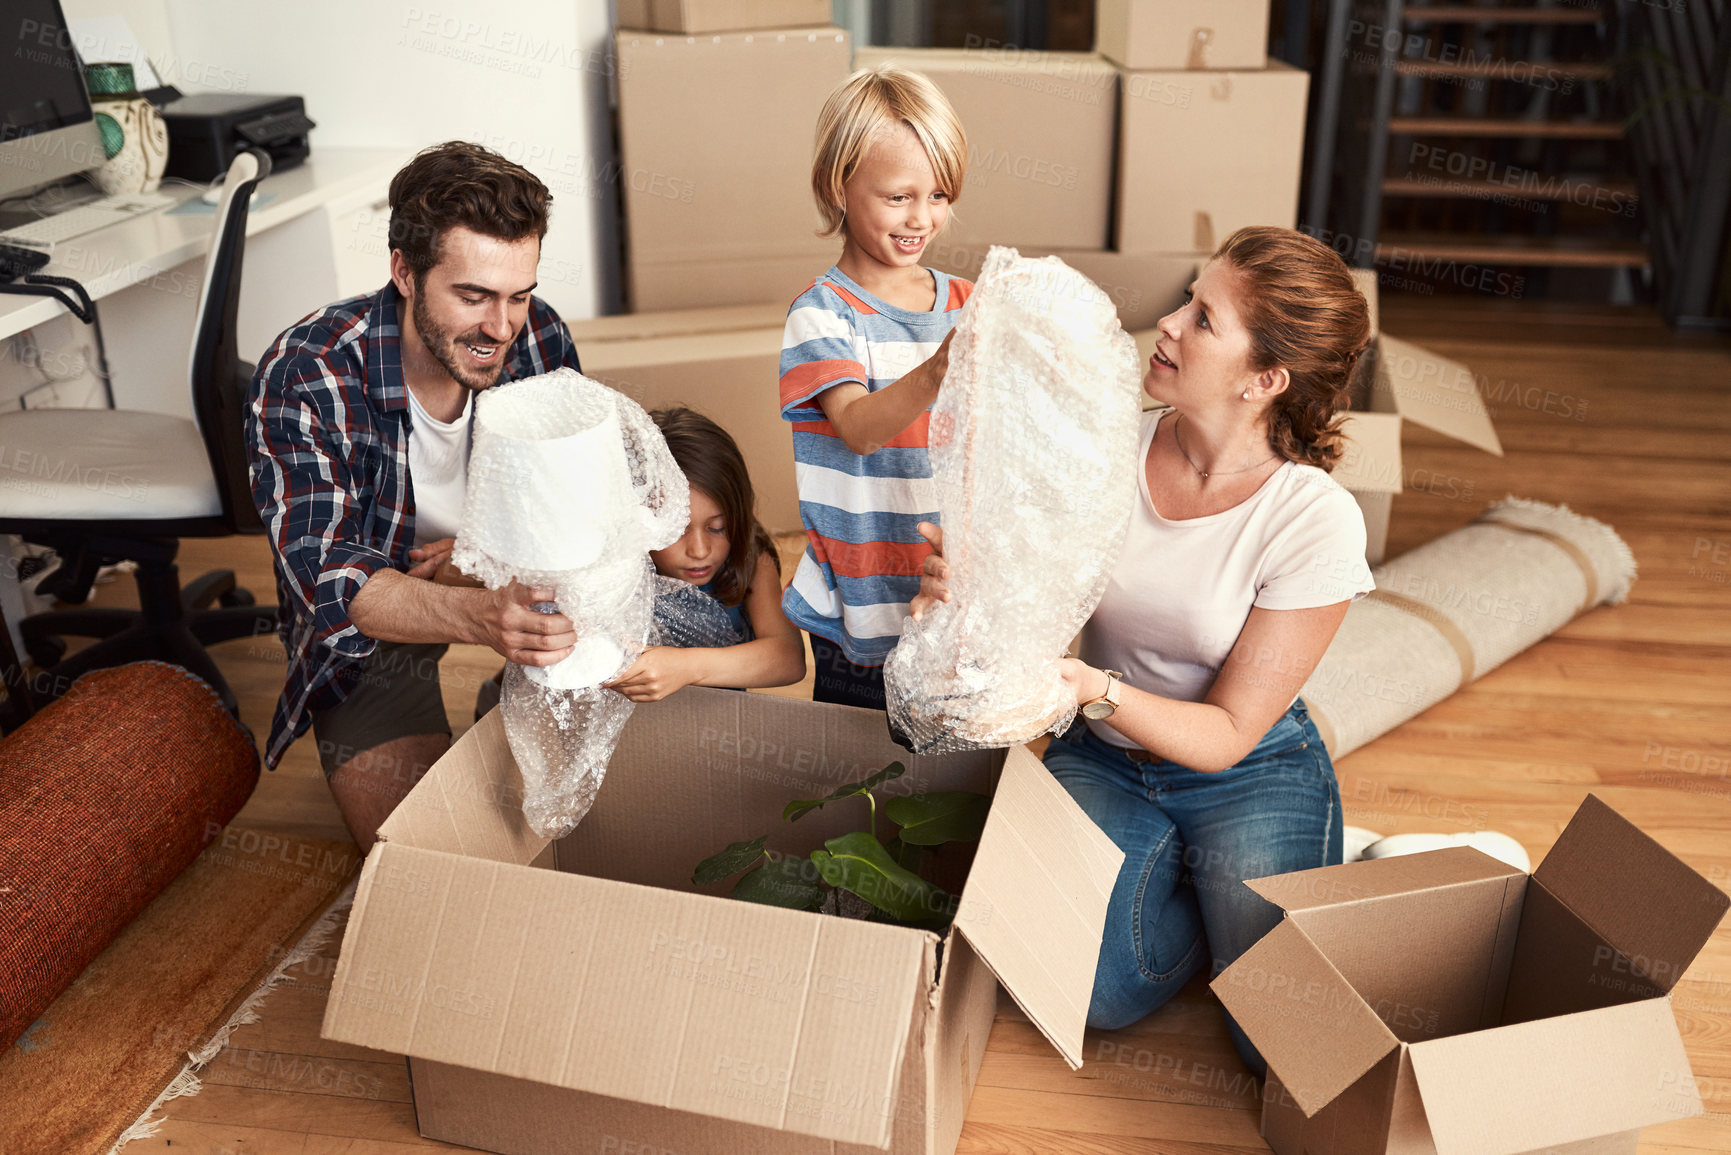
[1172, 413, 1277, 481]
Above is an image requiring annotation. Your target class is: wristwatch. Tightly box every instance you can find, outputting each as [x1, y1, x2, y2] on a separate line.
[1080, 669, 1125, 721]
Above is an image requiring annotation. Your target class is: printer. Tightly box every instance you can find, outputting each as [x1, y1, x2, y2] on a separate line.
[159, 93, 315, 182]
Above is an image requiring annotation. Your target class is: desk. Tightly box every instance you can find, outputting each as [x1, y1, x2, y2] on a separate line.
[0, 147, 408, 419]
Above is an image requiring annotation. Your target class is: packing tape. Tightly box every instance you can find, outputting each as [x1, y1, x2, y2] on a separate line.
[1194, 211, 1215, 251]
[1476, 516, 1600, 611]
[1364, 588, 1477, 688]
[1187, 27, 1214, 69]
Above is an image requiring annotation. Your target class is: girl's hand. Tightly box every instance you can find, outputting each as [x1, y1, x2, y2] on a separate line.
[406, 537, 455, 580]
[909, 521, 951, 622]
[604, 646, 703, 703]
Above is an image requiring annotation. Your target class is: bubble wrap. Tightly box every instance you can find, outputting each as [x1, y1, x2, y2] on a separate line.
[884, 246, 1143, 753]
[452, 370, 689, 837]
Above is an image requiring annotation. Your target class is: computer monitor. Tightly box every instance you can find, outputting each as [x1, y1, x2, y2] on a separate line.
[0, 0, 104, 203]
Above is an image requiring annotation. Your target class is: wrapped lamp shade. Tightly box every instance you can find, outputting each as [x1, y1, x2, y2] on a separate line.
[451, 369, 688, 836]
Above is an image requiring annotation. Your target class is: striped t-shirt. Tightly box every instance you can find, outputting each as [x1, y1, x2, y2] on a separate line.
[779, 265, 973, 664]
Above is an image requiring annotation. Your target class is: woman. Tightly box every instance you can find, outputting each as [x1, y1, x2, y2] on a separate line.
[913, 226, 1374, 1074]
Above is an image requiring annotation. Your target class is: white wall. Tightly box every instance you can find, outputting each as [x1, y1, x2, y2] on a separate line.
[159, 0, 620, 318]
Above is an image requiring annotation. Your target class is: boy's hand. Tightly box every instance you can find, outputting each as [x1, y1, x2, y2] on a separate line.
[909, 521, 951, 622]
[407, 537, 455, 580]
[605, 646, 703, 703]
[921, 331, 955, 394]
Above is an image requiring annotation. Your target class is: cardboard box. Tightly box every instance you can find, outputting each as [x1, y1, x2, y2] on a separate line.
[322, 688, 1123, 1155]
[1095, 0, 1272, 71]
[924, 242, 1200, 332]
[616, 0, 833, 34]
[616, 28, 850, 311]
[852, 46, 1118, 251]
[1114, 62, 1308, 253]
[571, 308, 800, 534]
[1333, 268, 1503, 563]
[1214, 794, 1729, 1155]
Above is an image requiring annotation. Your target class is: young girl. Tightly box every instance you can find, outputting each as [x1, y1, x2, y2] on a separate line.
[778, 64, 970, 711]
[604, 408, 806, 702]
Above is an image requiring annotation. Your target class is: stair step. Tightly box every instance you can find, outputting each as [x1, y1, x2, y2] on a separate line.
[1382, 175, 1638, 199]
[1389, 116, 1624, 138]
[1403, 5, 1604, 24]
[1375, 234, 1649, 268]
[1393, 59, 1613, 80]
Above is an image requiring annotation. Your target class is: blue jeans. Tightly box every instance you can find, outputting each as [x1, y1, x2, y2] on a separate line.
[1042, 699, 1343, 1075]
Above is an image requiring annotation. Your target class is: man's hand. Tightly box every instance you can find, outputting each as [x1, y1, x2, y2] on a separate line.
[604, 646, 704, 703]
[407, 537, 455, 580]
[473, 582, 577, 667]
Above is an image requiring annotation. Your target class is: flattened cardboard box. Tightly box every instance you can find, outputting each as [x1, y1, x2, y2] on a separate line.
[616, 28, 849, 311]
[616, 0, 833, 34]
[853, 46, 1117, 251]
[572, 312, 799, 534]
[1214, 795, 1728, 1155]
[1096, 0, 1271, 71]
[1115, 62, 1307, 253]
[322, 688, 1123, 1155]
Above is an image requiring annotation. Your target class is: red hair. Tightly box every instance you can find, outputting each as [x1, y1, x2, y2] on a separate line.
[1213, 227, 1372, 471]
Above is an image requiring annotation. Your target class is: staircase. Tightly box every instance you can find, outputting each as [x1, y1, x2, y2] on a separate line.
[1305, 0, 1655, 301]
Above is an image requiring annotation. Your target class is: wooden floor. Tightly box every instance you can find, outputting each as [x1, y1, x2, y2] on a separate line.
[80, 295, 1731, 1154]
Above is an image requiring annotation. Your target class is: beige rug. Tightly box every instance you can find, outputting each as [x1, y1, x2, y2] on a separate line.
[0, 824, 358, 1154]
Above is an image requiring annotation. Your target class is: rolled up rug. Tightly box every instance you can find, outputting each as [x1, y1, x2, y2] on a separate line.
[0, 661, 259, 1050]
[1299, 498, 1636, 759]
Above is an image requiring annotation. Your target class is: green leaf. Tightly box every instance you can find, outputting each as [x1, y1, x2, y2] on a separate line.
[783, 761, 907, 823]
[732, 856, 827, 911]
[809, 831, 954, 925]
[884, 835, 924, 873]
[692, 836, 768, 885]
[886, 792, 992, 846]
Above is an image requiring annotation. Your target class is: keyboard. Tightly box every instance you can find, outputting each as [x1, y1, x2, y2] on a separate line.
[0, 191, 180, 247]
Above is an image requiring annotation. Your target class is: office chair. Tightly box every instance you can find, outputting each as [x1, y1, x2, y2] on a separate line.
[0, 150, 279, 732]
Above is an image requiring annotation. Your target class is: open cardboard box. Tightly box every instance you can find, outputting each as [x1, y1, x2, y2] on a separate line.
[1331, 268, 1504, 563]
[1215, 795, 1729, 1155]
[571, 306, 799, 535]
[321, 688, 1122, 1154]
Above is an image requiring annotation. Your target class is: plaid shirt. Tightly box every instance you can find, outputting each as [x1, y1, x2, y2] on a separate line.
[246, 282, 582, 768]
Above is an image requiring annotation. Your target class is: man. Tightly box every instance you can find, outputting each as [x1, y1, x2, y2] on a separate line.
[248, 141, 580, 850]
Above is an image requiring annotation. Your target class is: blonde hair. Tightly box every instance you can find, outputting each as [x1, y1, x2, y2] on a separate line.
[810, 64, 968, 239]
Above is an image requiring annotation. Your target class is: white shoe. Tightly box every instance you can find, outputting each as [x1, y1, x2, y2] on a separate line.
[1361, 830, 1531, 873]
[1342, 826, 1385, 864]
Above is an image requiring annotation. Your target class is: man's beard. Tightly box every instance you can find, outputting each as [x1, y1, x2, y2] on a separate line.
[412, 289, 510, 391]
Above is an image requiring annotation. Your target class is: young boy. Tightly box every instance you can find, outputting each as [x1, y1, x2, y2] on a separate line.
[779, 65, 970, 709]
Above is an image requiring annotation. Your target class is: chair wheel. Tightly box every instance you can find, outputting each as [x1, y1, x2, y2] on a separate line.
[26, 637, 66, 668]
[218, 588, 256, 608]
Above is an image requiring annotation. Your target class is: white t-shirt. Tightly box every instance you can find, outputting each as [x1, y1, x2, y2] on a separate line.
[1082, 408, 1375, 746]
[406, 387, 473, 548]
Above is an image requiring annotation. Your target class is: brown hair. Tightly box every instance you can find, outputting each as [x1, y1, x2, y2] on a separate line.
[388, 141, 552, 283]
[650, 408, 778, 608]
[1212, 226, 1372, 471]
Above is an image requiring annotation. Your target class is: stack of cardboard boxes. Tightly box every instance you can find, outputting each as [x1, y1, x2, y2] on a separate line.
[603, 2, 1497, 553]
[613, 0, 850, 312]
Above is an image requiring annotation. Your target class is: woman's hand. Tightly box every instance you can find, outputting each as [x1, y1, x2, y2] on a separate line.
[604, 646, 705, 703]
[1058, 658, 1110, 707]
[908, 522, 951, 622]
